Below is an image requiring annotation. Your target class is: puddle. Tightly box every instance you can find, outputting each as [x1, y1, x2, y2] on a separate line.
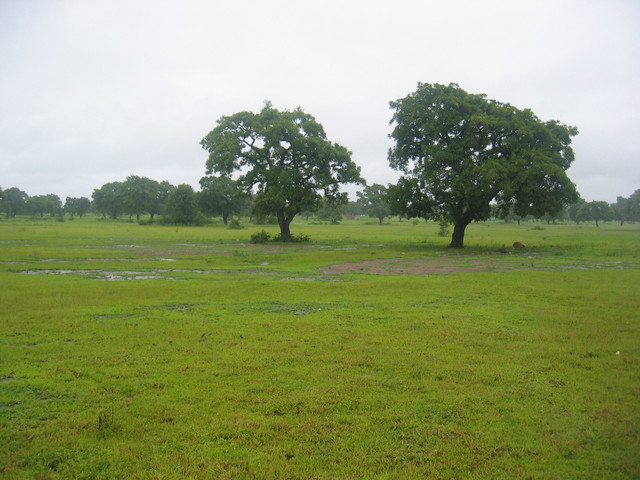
[19, 268, 277, 280]
[20, 269, 170, 281]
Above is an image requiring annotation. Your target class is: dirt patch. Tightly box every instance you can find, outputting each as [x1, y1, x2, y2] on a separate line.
[322, 256, 513, 275]
[322, 255, 636, 275]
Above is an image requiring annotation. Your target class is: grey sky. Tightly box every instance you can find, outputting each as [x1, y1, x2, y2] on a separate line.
[1, 0, 638, 203]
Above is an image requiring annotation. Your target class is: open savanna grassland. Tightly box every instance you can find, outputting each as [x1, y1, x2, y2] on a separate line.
[1, 217, 639, 479]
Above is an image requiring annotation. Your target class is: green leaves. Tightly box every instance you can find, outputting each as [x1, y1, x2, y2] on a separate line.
[201, 103, 363, 238]
[388, 83, 578, 247]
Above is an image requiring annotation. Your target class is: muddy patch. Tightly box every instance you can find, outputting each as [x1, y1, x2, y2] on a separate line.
[322, 256, 512, 275]
[322, 256, 636, 275]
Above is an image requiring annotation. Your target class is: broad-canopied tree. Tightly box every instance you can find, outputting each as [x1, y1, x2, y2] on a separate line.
[199, 175, 245, 225]
[388, 83, 578, 248]
[357, 184, 391, 224]
[64, 197, 91, 218]
[92, 182, 124, 219]
[121, 176, 155, 221]
[26, 194, 62, 217]
[1, 187, 28, 218]
[201, 102, 363, 239]
[577, 200, 613, 226]
[92, 178, 172, 221]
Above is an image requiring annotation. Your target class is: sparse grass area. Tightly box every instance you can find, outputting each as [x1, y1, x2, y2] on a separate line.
[1, 217, 639, 479]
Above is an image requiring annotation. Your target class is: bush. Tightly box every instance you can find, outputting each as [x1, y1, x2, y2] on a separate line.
[250, 230, 271, 243]
[273, 233, 310, 243]
[228, 219, 244, 230]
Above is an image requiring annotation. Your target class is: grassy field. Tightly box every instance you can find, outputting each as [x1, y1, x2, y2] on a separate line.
[1, 216, 639, 479]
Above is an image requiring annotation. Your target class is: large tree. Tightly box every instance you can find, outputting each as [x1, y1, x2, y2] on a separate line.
[201, 102, 363, 239]
[388, 83, 579, 248]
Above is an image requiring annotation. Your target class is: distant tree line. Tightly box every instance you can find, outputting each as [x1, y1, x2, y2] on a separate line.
[2, 180, 637, 229]
[491, 190, 640, 226]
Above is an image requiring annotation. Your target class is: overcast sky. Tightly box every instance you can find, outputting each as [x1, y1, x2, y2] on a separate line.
[1, 0, 638, 203]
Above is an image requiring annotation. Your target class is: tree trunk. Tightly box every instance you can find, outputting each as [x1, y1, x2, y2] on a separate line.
[449, 219, 471, 248]
[222, 213, 229, 225]
[276, 209, 293, 240]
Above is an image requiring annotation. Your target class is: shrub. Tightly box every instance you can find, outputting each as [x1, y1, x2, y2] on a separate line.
[228, 219, 244, 230]
[250, 230, 271, 243]
[273, 233, 310, 243]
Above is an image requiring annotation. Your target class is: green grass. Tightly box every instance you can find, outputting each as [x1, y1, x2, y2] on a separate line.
[1, 217, 639, 479]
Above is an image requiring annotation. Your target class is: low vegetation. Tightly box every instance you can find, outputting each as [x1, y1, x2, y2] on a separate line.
[1, 216, 638, 479]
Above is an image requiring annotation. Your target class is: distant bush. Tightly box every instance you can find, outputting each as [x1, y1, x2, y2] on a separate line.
[273, 233, 310, 243]
[250, 230, 310, 243]
[228, 219, 244, 230]
[250, 230, 271, 243]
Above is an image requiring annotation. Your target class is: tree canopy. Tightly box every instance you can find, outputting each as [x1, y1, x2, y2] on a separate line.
[577, 200, 613, 227]
[1, 187, 28, 218]
[199, 175, 246, 225]
[200, 102, 363, 239]
[165, 184, 201, 225]
[92, 177, 173, 220]
[64, 197, 91, 218]
[357, 184, 391, 224]
[388, 83, 579, 248]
